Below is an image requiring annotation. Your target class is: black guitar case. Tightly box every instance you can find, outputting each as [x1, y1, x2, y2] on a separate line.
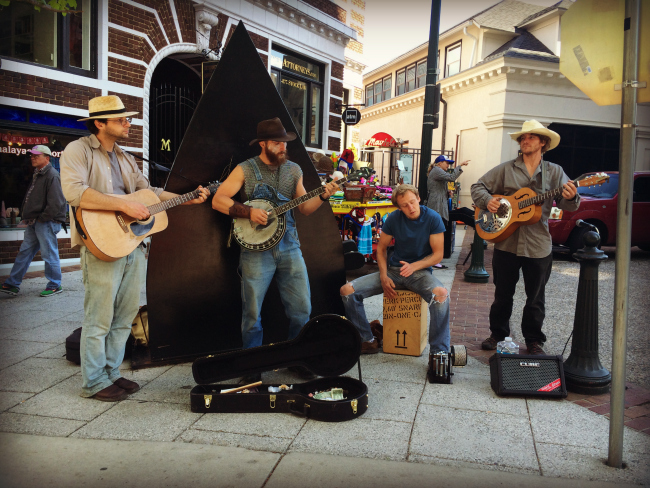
[142, 22, 346, 367]
[190, 314, 368, 422]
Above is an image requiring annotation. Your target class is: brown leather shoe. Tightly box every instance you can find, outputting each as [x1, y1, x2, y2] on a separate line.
[361, 339, 380, 354]
[92, 384, 128, 402]
[369, 320, 383, 346]
[481, 336, 499, 351]
[114, 377, 140, 393]
[526, 342, 546, 355]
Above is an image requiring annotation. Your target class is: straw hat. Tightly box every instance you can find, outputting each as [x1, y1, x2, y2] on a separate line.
[508, 120, 560, 151]
[249, 117, 297, 146]
[77, 95, 139, 121]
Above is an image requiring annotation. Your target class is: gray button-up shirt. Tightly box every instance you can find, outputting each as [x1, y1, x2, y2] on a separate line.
[60, 134, 162, 248]
[426, 165, 463, 222]
[471, 156, 580, 258]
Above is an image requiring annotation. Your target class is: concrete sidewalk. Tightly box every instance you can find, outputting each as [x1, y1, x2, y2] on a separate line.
[0, 228, 648, 487]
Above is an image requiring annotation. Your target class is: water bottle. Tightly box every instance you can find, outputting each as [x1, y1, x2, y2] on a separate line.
[497, 337, 519, 355]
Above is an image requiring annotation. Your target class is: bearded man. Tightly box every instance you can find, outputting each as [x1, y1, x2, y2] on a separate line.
[212, 117, 338, 383]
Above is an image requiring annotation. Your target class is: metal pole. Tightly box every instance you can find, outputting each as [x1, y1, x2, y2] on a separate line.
[417, 0, 441, 199]
[608, 0, 639, 469]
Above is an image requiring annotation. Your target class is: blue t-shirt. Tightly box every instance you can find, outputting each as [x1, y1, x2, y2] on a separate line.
[382, 206, 445, 267]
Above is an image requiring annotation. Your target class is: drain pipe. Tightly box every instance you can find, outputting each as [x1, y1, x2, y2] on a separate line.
[440, 95, 447, 152]
[463, 26, 478, 68]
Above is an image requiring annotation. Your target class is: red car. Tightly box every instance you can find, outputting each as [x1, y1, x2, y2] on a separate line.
[549, 171, 650, 254]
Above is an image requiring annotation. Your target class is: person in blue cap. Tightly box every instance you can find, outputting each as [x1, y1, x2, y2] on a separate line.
[426, 155, 469, 268]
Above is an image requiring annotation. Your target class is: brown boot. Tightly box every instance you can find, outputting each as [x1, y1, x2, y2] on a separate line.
[481, 336, 499, 351]
[369, 320, 383, 347]
[114, 377, 140, 394]
[92, 384, 128, 402]
[361, 339, 380, 354]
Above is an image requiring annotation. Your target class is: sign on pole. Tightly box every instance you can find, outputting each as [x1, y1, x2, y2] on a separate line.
[342, 108, 361, 125]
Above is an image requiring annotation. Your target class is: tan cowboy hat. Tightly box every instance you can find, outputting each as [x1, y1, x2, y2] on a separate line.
[508, 120, 560, 151]
[78, 95, 139, 121]
[249, 117, 297, 146]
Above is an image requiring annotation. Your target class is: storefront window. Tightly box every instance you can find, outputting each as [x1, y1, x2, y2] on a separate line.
[270, 46, 324, 147]
[0, 0, 97, 77]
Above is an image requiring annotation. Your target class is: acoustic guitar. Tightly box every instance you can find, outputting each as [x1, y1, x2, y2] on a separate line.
[474, 173, 609, 243]
[75, 182, 220, 262]
[233, 167, 374, 251]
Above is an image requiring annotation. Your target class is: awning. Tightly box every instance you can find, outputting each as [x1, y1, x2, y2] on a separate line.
[364, 132, 398, 148]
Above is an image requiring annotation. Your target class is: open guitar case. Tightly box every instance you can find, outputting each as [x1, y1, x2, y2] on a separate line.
[190, 314, 368, 422]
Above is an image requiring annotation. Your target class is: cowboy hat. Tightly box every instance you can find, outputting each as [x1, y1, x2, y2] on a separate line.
[78, 95, 139, 121]
[249, 117, 297, 146]
[508, 120, 560, 151]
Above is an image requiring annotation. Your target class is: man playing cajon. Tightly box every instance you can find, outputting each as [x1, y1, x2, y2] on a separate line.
[340, 184, 450, 378]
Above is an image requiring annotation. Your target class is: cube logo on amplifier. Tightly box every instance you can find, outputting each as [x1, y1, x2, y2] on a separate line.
[489, 353, 568, 398]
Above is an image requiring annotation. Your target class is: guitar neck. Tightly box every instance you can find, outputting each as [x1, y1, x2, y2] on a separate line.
[518, 186, 566, 209]
[147, 189, 202, 215]
[272, 176, 349, 216]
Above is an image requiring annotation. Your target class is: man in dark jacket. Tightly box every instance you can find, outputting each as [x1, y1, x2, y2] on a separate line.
[1, 145, 67, 297]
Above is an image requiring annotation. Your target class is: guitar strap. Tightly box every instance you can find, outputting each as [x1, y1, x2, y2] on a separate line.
[541, 159, 548, 194]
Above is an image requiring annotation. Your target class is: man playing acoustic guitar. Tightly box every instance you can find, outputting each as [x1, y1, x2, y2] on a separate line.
[212, 117, 339, 384]
[61, 96, 209, 401]
[471, 120, 579, 355]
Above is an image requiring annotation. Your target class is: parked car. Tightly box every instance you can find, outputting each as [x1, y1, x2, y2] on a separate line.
[549, 171, 650, 254]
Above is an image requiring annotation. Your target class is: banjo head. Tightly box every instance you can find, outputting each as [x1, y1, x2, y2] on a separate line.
[233, 199, 286, 250]
[476, 198, 512, 235]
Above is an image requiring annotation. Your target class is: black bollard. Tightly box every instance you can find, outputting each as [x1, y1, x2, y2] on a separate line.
[563, 228, 611, 395]
[464, 229, 490, 283]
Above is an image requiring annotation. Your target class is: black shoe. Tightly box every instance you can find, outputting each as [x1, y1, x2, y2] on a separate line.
[288, 365, 316, 380]
[238, 373, 262, 385]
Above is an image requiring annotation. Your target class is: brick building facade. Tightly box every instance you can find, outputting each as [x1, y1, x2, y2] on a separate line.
[0, 0, 366, 268]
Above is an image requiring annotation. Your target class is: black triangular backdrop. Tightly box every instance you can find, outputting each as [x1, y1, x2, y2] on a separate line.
[144, 22, 346, 365]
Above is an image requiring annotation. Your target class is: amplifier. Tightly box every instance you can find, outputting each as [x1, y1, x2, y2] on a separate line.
[489, 353, 568, 398]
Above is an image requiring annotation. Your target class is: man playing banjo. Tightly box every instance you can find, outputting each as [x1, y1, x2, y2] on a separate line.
[212, 117, 339, 383]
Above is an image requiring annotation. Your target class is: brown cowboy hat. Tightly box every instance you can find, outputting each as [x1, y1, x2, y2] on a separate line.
[78, 95, 139, 121]
[508, 120, 560, 151]
[249, 117, 297, 146]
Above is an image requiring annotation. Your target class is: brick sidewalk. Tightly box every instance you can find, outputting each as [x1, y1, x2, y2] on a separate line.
[450, 227, 650, 436]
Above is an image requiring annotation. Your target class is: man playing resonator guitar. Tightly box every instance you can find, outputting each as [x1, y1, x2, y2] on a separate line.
[471, 120, 579, 356]
[212, 117, 339, 384]
[61, 96, 209, 402]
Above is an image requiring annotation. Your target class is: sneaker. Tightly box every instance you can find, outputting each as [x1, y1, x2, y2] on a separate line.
[0, 284, 19, 296]
[40, 285, 62, 297]
[526, 342, 546, 355]
[481, 336, 499, 351]
[361, 339, 380, 355]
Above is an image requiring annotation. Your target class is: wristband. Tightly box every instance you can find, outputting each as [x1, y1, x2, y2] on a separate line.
[228, 201, 252, 219]
[319, 194, 330, 202]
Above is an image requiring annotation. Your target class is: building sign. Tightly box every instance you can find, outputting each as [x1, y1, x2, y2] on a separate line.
[365, 132, 398, 147]
[343, 108, 361, 125]
[270, 49, 321, 81]
[281, 78, 307, 90]
[1, 133, 49, 144]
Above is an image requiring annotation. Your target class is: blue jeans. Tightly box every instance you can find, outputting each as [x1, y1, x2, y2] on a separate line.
[79, 246, 145, 397]
[342, 267, 451, 353]
[5, 220, 62, 290]
[239, 246, 311, 349]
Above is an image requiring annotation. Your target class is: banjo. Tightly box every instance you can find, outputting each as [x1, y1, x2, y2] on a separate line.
[233, 167, 374, 251]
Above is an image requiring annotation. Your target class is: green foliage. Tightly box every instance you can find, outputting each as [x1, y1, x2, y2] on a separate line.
[0, 0, 79, 15]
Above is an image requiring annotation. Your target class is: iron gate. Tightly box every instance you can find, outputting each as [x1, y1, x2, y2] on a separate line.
[149, 83, 199, 187]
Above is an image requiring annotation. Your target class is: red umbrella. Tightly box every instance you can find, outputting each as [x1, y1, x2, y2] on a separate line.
[364, 132, 398, 147]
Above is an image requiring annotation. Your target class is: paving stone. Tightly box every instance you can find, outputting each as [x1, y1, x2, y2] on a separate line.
[9, 376, 114, 421]
[364, 378, 422, 422]
[128, 364, 197, 404]
[410, 404, 539, 472]
[0, 391, 33, 412]
[179, 429, 292, 453]
[536, 442, 650, 485]
[0, 309, 62, 330]
[528, 399, 650, 454]
[360, 352, 429, 384]
[0, 357, 78, 393]
[408, 453, 537, 476]
[35, 343, 68, 360]
[10, 320, 82, 344]
[0, 412, 84, 437]
[0, 340, 61, 370]
[291, 418, 411, 461]
[192, 411, 306, 438]
[71, 400, 201, 442]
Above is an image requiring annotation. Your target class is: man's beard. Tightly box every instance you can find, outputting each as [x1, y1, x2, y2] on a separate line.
[264, 145, 288, 166]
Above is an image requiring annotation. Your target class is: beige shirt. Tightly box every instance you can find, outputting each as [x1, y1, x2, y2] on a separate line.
[60, 134, 162, 248]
